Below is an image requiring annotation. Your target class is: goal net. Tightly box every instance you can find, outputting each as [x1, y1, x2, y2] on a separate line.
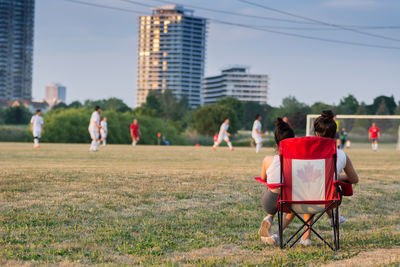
[306, 115, 400, 150]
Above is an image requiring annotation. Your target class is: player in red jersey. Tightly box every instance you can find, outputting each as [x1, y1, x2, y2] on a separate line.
[130, 119, 141, 147]
[368, 122, 380, 151]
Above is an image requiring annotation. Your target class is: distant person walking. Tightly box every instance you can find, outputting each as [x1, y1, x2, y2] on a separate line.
[100, 117, 108, 146]
[30, 109, 44, 149]
[88, 106, 101, 152]
[130, 119, 141, 147]
[252, 114, 264, 153]
[213, 118, 234, 151]
[369, 122, 380, 151]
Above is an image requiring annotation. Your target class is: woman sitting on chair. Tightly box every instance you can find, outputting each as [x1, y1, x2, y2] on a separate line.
[258, 118, 295, 244]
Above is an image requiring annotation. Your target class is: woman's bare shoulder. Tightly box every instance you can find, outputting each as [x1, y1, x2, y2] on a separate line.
[263, 155, 275, 168]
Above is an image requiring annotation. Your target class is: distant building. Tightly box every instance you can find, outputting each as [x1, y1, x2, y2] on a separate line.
[0, 99, 49, 114]
[45, 83, 66, 107]
[203, 67, 269, 105]
[137, 5, 207, 108]
[0, 0, 35, 101]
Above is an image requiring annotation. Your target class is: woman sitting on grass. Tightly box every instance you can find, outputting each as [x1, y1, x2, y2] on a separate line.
[258, 118, 295, 244]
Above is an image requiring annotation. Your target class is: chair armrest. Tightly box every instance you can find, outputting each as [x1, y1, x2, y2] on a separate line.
[333, 180, 353, 196]
[254, 177, 283, 190]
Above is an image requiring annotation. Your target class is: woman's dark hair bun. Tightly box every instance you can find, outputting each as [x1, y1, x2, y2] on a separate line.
[274, 117, 294, 146]
[275, 117, 284, 128]
[321, 110, 334, 121]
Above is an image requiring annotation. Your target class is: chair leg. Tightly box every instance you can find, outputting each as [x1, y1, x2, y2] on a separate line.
[336, 206, 340, 250]
[279, 203, 284, 249]
[332, 208, 338, 251]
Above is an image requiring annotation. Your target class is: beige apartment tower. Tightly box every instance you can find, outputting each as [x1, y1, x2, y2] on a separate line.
[137, 5, 207, 108]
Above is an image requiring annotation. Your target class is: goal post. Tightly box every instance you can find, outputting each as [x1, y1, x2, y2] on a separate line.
[306, 114, 400, 150]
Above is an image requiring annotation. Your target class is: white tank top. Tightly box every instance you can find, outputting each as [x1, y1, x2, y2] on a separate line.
[266, 150, 347, 184]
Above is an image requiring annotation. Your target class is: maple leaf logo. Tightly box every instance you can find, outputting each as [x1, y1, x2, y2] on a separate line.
[296, 162, 322, 183]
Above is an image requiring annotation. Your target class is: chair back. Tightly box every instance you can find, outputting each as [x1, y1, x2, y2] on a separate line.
[279, 137, 339, 213]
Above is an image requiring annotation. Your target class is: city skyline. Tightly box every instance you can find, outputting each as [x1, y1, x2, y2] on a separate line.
[33, 0, 400, 107]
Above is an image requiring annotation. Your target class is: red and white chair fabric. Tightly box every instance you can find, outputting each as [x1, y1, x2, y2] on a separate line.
[256, 136, 353, 250]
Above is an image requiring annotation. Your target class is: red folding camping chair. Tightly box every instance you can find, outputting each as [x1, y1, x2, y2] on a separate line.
[256, 136, 353, 250]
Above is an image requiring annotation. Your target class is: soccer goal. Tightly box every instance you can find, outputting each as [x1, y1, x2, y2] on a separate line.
[306, 114, 400, 150]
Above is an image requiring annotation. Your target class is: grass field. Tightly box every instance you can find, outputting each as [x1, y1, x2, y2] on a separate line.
[0, 143, 399, 266]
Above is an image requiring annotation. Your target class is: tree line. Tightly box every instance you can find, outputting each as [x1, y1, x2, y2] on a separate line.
[0, 93, 399, 144]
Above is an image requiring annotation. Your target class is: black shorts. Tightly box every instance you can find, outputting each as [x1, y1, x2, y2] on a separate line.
[372, 138, 378, 142]
[336, 132, 340, 139]
[261, 189, 280, 215]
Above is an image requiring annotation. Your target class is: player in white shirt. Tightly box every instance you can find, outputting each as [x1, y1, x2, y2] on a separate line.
[100, 117, 108, 146]
[30, 109, 44, 149]
[252, 114, 264, 153]
[88, 106, 101, 152]
[213, 118, 234, 151]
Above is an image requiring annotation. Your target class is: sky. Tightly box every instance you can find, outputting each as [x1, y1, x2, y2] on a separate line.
[33, 0, 400, 108]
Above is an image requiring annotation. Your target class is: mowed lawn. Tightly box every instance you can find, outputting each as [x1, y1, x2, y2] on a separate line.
[0, 143, 399, 266]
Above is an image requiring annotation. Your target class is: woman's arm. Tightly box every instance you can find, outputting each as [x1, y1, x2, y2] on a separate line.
[260, 156, 274, 181]
[341, 155, 359, 184]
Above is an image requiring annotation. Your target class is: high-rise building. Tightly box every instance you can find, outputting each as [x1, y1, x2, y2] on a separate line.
[0, 0, 35, 101]
[45, 83, 66, 107]
[203, 67, 269, 105]
[137, 5, 207, 108]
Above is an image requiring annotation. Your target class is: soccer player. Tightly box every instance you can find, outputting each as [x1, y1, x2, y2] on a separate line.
[88, 106, 101, 152]
[339, 127, 348, 150]
[100, 117, 108, 146]
[252, 114, 264, 153]
[213, 118, 233, 151]
[130, 119, 141, 146]
[369, 122, 380, 151]
[30, 109, 44, 149]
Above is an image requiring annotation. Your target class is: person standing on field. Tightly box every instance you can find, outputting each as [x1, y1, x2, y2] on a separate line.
[30, 109, 44, 149]
[339, 127, 348, 150]
[252, 114, 264, 153]
[100, 117, 108, 146]
[369, 122, 380, 152]
[130, 119, 141, 146]
[88, 106, 101, 152]
[213, 118, 234, 151]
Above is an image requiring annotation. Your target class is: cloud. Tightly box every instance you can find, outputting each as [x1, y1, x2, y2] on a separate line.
[323, 0, 380, 8]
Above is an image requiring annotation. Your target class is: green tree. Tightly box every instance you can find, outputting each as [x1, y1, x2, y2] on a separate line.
[52, 102, 68, 110]
[336, 94, 359, 114]
[68, 101, 83, 109]
[192, 104, 239, 136]
[353, 102, 370, 129]
[142, 91, 163, 116]
[375, 99, 392, 130]
[105, 97, 130, 112]
[0, 108, 5, 124]
[4, 106, 32, 124]
[366, 95, 397, 115]
[311, 102, 333, 115]
[273, 96, 310, 131]
[216, 97, 244, 123]
[242, 101, 267, 130]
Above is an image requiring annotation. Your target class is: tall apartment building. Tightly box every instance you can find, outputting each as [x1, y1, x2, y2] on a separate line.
[203, 67, 269, 105]
[45, 83, 66, 107]
[137, 5, 207, 108]
[0, 0, 35, 101]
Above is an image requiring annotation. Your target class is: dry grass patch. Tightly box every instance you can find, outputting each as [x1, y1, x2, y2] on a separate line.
[0, 143, 399, 265]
